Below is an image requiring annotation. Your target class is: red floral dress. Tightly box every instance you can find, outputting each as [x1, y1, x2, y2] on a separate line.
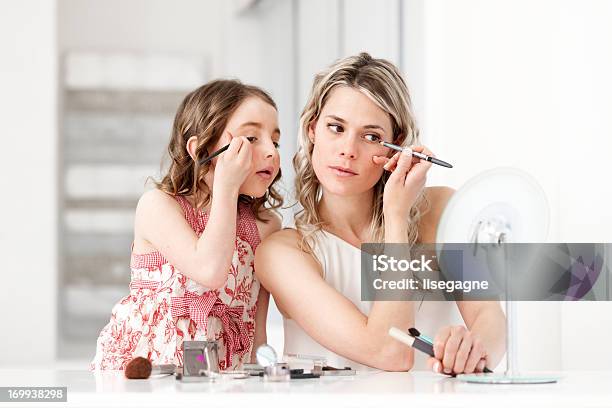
[90, 195, 261, 371]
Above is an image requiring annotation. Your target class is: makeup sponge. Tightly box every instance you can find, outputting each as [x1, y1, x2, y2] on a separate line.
[125, 357, 152, 379]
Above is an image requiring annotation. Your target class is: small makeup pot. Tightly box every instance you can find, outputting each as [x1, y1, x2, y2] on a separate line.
[263, 363, 291, 382]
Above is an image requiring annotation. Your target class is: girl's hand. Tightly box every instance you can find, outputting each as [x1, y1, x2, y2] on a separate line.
[427, 325, 489, 375]
[211, 135, 253, 197]
[373, 145, 433, 224]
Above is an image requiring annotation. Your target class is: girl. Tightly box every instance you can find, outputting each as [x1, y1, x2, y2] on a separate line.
[255, 53, 506, 373]
[91, 79, 282, 371]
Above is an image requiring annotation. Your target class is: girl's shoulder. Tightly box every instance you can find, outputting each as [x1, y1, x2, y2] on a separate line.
[135, 189, 183, 219]
[132, 189, 186, 254]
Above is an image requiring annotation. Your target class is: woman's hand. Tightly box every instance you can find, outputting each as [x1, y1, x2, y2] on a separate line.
[210, 135, 253, 197]
[372, 145, 434, 224]
[427, 325, 489, 375]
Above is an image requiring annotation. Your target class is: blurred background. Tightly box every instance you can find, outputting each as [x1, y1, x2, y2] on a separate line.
[1, 0, 611, 370]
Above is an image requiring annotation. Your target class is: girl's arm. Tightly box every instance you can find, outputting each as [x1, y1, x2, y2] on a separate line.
[255, 229, 415, 372]
[135, 137, 253, 289]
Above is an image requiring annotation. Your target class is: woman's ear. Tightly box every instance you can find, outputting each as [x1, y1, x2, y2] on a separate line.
[186, 136, 199, 161]
[307, 120, 317, 144]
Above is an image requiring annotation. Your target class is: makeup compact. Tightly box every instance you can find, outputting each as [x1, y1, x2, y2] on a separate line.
[256, 345, 326, 380]
[285, 353, 356, 377]
[176, 340, 220, 382]
[256, 344, 290, 382]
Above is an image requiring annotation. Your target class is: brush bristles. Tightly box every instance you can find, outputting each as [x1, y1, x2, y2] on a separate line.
[124, 357, 152, 379]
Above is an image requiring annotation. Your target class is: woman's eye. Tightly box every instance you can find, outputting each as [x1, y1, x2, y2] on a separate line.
[328, 124, 344, 133]
[273, 141, 280, 149]
[364, 134, 382, 143]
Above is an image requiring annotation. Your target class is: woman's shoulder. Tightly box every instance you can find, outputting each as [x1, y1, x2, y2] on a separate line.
[423, 186, 455, 207]
[254, 227, 322, 280]
[256, 227, 310, 261]
[417, 186, 456, 243]
[258, 226, 301, 249]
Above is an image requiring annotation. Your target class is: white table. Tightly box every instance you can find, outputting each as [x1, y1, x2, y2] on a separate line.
[1, 369, 611, 407]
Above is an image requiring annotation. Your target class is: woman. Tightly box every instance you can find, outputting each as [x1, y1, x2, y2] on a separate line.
[255, 53, 505, 373]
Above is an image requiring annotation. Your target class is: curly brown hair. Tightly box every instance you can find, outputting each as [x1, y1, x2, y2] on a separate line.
[154, 79, 283, 221]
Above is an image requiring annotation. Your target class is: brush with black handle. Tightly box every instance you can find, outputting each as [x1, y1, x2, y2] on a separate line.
[388, 327, 493, 374]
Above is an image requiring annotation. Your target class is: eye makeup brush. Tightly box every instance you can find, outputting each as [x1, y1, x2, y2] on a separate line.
[389, 327, 493, 374]
[198, 136, 257, 166]
[379, 141, 453, 168]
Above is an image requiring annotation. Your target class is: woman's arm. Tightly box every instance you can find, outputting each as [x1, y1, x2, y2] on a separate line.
[251, 287, 270, 362]
[456, 300, 506, 369]
[255, 229, 414, 372]
[251, 211, 282, 361]
[419, 186, 506, 374]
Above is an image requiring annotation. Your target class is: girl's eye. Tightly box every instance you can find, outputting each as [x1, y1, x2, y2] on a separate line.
[364, 134, 382, 143]
[328, 124, 344, 133]
[273, 141, 280, 149]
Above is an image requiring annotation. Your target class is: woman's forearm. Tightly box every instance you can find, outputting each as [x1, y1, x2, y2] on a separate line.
[468, 306, 507, 368]
[360, 221, 415, 370]
[251, 287, 270, 362]
[365, 301, 414, 370]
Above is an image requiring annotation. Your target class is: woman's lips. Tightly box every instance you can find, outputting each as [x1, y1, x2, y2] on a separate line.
[329, 166, 358, 177]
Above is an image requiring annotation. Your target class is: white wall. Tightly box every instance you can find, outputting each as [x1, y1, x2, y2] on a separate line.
[58, 0, 225, 75]
[0, 0, 58, 365]
[557, 0, 612, 370]
[416, 0, 612, 370]
[418, 0, 563, 371]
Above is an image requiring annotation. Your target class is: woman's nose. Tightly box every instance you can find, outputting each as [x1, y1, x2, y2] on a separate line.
[339, 134, 358, 159]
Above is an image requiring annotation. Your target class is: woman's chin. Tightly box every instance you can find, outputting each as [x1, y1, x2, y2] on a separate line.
[320, 179, 372, 197]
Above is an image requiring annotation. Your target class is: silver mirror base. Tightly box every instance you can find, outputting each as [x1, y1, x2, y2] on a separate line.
[458, 372, 560, 384]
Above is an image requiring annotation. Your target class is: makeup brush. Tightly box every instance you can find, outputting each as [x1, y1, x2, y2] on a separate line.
[389, 327, 493, 374]
[198, 136, 257, 166]
[124, 357, 176, 379]
[379, 141, 453, 168]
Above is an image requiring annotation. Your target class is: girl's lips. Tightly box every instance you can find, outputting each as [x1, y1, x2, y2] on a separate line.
[256, 166, 275, 180]
[329, 166, 358, 177]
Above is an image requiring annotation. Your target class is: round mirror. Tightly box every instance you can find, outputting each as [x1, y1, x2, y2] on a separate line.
[256, 344, 278, 367]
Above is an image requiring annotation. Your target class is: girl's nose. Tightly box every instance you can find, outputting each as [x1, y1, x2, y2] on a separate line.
[260, 138, 278, 159]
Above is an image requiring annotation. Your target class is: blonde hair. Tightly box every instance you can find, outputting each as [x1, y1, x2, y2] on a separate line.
[155, 79, 283, 221]
[293, 52, 429, 250]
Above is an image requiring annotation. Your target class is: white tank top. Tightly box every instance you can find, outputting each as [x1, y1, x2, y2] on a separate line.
[282, 228, 464, 371]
